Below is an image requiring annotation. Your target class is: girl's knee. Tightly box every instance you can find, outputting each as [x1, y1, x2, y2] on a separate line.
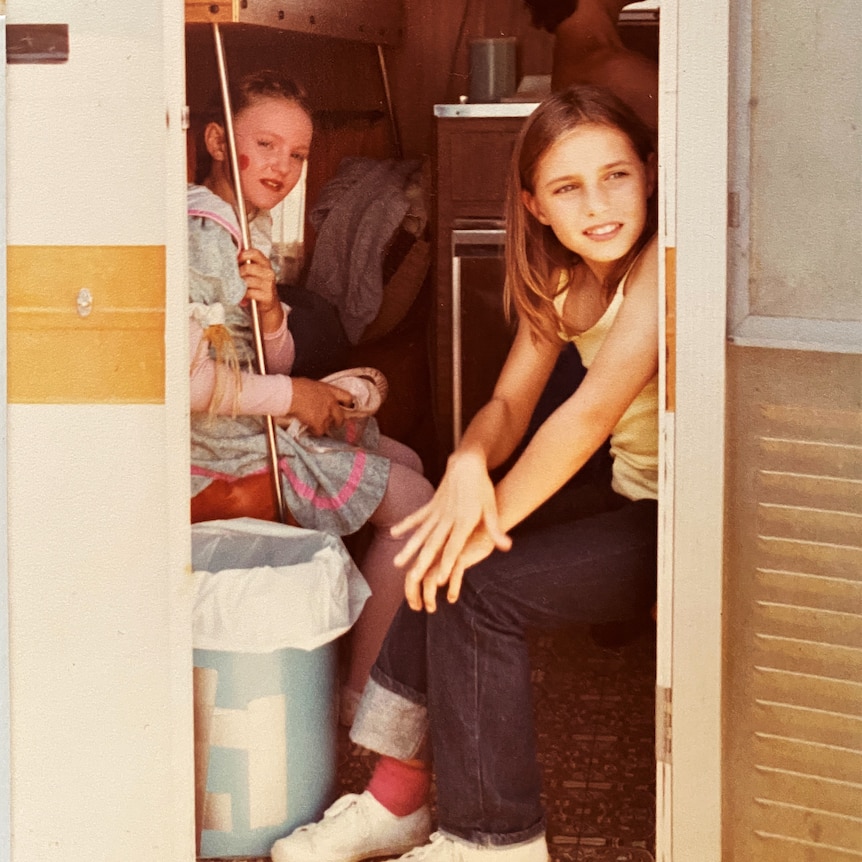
[371, 463, 434, 529]
[377, 435, 425, 475]
[392, 462, 434, 506]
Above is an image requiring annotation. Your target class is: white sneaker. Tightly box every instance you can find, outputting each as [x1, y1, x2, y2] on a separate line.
[395, 831, 550, 861]
[270, 791, 432, 862]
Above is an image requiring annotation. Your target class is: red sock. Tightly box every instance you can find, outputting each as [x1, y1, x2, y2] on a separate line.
[367, 755, 431, 817]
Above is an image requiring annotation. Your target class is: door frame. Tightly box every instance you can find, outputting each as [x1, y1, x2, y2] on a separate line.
[655, 2, 729, 860]
[0, 6, 10, 858]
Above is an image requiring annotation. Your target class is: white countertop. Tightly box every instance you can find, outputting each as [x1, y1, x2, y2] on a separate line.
[434, 102, 540, 118]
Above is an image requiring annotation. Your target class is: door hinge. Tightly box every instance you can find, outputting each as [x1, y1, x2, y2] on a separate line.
[656, 684, 672, 764]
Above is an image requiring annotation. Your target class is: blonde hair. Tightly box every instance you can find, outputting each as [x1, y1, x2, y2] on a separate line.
[504, 85, 657, 342]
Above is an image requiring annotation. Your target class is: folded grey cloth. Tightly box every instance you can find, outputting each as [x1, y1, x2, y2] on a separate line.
[305, 157, 421, 343]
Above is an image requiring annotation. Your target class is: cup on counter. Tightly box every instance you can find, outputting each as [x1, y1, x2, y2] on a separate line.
[468, 37, 517, 103]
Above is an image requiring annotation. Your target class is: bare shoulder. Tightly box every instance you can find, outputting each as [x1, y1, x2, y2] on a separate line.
[622, 235, 658, 299]
[598, 52, 658, 131]
[602, 49, 659, 79]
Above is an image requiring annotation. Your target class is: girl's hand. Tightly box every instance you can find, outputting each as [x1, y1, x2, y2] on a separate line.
[238, 247, 282, 332]
[393, 451, 512, 611]
[416, 527, 497, 613]
[288, 378, 353, 437]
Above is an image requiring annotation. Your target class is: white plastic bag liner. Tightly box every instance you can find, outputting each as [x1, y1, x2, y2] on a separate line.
[191, 517, 370, 653]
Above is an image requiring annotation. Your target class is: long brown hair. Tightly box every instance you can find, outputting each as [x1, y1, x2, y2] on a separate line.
[193, 69, 312, 185]
[504, 84, 657, 342]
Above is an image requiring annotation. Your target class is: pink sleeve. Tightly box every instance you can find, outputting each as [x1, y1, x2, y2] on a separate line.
[189, 317, 294, 416]
[262, 303, 296, 374]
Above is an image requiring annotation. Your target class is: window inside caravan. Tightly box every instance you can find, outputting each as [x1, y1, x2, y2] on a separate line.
[269, 161, 307, 285]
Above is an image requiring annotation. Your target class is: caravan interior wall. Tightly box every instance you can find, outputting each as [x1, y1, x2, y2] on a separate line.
[5, 2, 192, 860]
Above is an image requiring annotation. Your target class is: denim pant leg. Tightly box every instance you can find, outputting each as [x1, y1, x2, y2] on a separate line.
[429, 499, 657, 847]
[350, 599, 431, 760]
[351, 498, 657, 847]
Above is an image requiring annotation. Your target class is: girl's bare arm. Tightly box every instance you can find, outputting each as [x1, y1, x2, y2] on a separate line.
[497, 237, 658, 532]
[394, 318, 562, 608]
[437, 238, 659, 607]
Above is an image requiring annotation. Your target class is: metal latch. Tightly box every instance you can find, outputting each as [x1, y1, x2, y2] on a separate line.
[656, 685, 672, 764]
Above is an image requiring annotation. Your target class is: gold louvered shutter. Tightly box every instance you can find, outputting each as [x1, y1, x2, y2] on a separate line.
[724, 350, 862, 861]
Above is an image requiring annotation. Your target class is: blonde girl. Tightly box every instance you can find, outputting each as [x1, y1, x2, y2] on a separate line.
[188, 70, 433, 708]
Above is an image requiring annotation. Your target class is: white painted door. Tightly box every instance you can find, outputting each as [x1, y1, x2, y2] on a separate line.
[0, 6, 9, 859]
[3, 3, 194, 859]
[654, 2, 729, 861]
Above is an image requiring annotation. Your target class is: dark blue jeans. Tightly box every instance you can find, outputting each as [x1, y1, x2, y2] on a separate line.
[350, 494, 657, 848]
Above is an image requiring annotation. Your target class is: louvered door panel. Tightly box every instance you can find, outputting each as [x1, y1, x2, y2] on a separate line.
[724, 349, 862, 861]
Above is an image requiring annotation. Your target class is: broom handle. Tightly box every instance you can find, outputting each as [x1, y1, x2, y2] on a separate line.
[212, 23, 287, 523]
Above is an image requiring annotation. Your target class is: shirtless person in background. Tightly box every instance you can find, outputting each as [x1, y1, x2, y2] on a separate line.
[525, 0, 658, 131]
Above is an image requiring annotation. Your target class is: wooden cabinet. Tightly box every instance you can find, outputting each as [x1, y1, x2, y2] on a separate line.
[435, 115, 523, 221]
[432, 111, 532, 457]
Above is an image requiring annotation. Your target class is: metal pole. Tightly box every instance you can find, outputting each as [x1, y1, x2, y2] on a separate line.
[376, 43, 403, 158]
[212, 22, 287, 523]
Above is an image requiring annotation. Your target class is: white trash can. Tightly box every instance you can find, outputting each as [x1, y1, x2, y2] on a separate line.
[191, 518, 370, 859]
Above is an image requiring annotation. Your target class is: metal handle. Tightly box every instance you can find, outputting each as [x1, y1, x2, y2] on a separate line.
[450, 222, 507, 447]
[212, 23, 287, 523]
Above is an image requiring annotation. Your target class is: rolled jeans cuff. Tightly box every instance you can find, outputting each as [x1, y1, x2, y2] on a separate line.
[349, 672, 428, 760]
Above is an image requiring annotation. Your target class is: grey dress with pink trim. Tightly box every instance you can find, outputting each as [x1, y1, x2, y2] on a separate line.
[188, 184, 390, 535]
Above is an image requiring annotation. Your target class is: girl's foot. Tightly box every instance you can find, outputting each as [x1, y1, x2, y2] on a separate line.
[270, 790, 432, 862]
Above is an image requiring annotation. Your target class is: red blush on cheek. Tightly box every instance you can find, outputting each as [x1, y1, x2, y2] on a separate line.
[238, 154, 250, 171]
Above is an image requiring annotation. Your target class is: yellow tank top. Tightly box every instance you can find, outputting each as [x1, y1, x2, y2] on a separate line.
[553, 271, 658, 501]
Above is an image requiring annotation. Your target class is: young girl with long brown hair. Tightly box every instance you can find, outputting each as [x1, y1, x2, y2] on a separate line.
[273, 82, 659, 862]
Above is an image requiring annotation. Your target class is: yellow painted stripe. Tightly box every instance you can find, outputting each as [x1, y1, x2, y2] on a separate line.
[7, 245, 166, 404]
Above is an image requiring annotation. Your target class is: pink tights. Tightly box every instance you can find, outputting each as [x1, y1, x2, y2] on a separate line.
[345, 435, 434, 696]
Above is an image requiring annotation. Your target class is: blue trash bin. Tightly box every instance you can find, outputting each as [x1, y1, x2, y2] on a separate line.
[191, 519, 369, 859]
